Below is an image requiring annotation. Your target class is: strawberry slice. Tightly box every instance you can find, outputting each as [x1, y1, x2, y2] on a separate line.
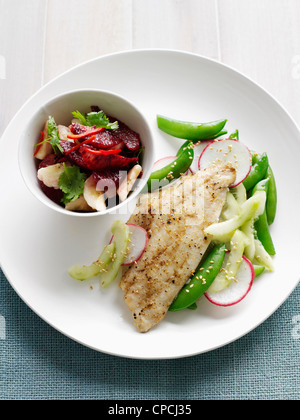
[80, 146, 138, 171]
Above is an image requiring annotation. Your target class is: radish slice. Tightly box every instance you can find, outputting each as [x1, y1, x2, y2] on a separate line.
[205, 256, 254, 307]
[153, 156, 177, 171]
[198, 139, 252, 187]
[122, 224, 148, 265]
[109, 224, 148, 265]
[153, 156, 192, 175]
[190, 141, 211, 173]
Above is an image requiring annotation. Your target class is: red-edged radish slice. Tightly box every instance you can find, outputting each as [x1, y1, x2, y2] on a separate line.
[198, 139, 252, 187]
[122, 224, 148, 265]
[153, 156, 177, 171]
[109, 224, 148, 265]
[205, 256, 254, 307]
[190, 141, 211, 173]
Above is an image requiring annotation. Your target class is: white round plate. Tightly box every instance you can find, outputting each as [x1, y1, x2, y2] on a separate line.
[1, 50, 299, 359]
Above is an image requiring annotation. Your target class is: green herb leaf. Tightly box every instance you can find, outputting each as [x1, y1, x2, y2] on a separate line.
[58, 164, 87, 204]
[35, 116, 63, 155]
[72, 110, 88, 126]
[46, 116, 63, 154]
[86, 111, 119, 130]
[72, 110, 119, 130]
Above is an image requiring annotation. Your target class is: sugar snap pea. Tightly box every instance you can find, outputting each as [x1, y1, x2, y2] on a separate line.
[229, 129, 239, 140]
[252, 178, 276, 256]
[265, 165, 277, 225]
[146, 141, 194, 192]
[253, 264, 265, 278]
[169, 243, 226, 312]
[157, 115, 227, 142]
[243, 152, 269, 191]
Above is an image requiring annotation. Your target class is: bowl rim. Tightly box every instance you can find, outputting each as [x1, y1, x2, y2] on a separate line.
[18, 87, 155, 217]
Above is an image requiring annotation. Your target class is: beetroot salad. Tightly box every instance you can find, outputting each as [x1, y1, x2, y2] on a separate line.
[34, 106, 144, 212]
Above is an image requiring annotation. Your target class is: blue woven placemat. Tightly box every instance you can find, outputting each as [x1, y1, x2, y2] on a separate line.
[1, 267, 299, 400]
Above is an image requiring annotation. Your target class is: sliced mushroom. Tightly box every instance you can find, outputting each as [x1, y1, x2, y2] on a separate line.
[37, 163, 69, 189]
[71, 118, 82, 125]
[65, 194, 93, 212]
[34, 120, 52, 160]
[83, 175, 107, 212]
[57, 125, 72, 141]
[117, 165, 142, 202]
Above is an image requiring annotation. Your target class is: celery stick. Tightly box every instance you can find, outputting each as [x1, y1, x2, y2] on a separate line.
[208, 229, 248, 293]
[241, 219, 256, 261]
[68, 242, 116, 281]
[231, 183, 247, 206]
[205, 191, 266, 241]
[100, 220, 130, 288]
[221, 192, 240, 221]
[254, 239, 275, 272]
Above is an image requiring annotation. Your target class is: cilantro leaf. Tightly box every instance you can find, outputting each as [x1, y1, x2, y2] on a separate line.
[72, 110, 88, 126]
[86, 111, 119, 130]
[35, 116, 63, 155]
[72, 110, 119, 130]
[58, 164, 87, 204]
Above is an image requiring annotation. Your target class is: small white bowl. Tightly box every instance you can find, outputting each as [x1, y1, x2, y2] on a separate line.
[18, 89, 155, 217]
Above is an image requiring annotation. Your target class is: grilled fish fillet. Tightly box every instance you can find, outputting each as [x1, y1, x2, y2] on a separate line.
[119, 164, 236, 332]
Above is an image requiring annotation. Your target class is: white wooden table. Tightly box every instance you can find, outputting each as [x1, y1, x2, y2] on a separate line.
[1, 0, 300, 137]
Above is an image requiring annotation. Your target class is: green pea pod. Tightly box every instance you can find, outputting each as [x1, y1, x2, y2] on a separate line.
[169, 244, 226, 312]
[265, 165, 277, 225]
[209, 130, 228, 140]
[252, 178, 276, 255]
[146, 141, 194, 192]
[243, 152, 269, 191]
[229, 129, 239, 140]
[157, 115, 227, 142]
[253, 264, 265, 278]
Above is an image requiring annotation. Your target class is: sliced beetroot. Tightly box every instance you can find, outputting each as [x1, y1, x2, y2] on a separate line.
[93, 169, 127, 198]
[90, 105, 100, 113]
[69, 123, 88, 135]
[60, 140, 86, 168]
[80, 146, 138, 171]
[38, 153, 58, 169]
[88, 130, 125, 150]
[93, 169, 126, 188]
[39, 180, 64, 205]
[112, 121, 141, 151]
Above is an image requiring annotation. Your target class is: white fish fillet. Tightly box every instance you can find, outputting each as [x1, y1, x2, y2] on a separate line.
[119, 164, 236, 332]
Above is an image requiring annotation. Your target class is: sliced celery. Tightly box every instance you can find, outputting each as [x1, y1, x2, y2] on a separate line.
[221, 192, 240, 221]
[254, 239, 275, 272]
[205, 191, 266, 241]
[241, 219, 256, 261]
[208, 229, 249, 293]
[99, 220, 130, 288]
[68, 242, 116, 281]
[231, 183, 247, 206]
